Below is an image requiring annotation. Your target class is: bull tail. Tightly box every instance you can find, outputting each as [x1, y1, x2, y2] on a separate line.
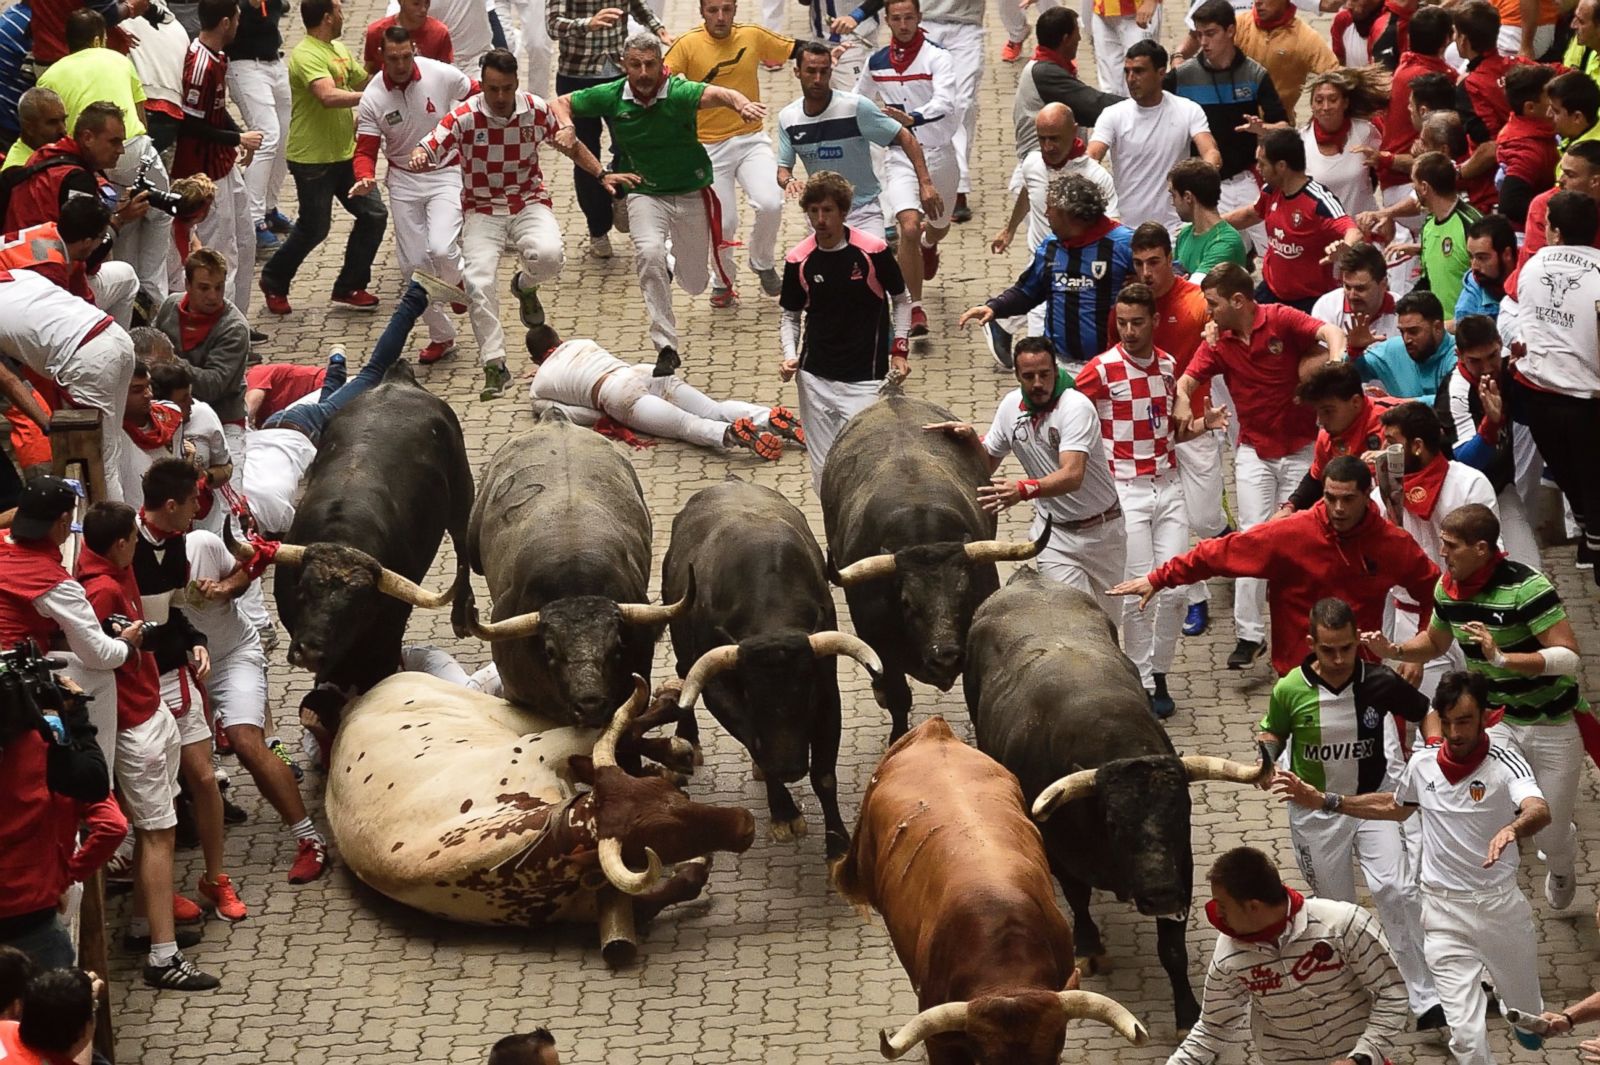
[828, 853, 874, 919]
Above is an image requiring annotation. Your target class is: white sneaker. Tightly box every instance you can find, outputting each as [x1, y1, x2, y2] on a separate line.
[1545, 871, 1575, 909]
[588, 234, 613, 259]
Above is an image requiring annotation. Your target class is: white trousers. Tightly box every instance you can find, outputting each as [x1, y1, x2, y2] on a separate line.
[88, 262, 139, 330]
[508, 0, 553, 97]
[55, 651, 119, 772]
[1091, 12, 1159, 99]
[1497, 21, 1555, 57]
[104, 135, 172, 306]
[707, 131, 783, 278]
[388, 168, 465, 345]
[1219, 171, 1268, 257]
[1420, 884, 1543, 1065]
[795, 370, 879, 493]
[461, 204, 564, 366]
[228, 58, 293, 223]
[1118, 473, 1187, 686]
[1488, 716, 1582, 880]
[831, 36, 872, 91]
[1034, 512, 1127, 622]
[1497, 484, 1541, 567]
[629, 189, 717, 353]
[594, 369, 753, 450]
[885, 144, 959, 231]
[1176, 429, 1227, 606]
[1232, 441, 1312, 643]
[192, 166, 257, 315]
[921, 20, 981, 194]
[1001, 0, 1059, 41]
[57, 325, 136, 504]
[1289, 804, 1439, 1015]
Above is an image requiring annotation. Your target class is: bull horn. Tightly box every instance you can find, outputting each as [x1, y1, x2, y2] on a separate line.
[678, 645, 740, 710]
[596, 836, 664, 895]
[467, 608, 543, 641]
[375, 568, 456, 609]
[878, 1002, 969, 1060]
[808, 631, 884, 679]
[963, 516, 1053, 565]
[591, 675, 649, 769]
[833, 552, 897, 587]
[1057, 990, 1150, 1046]
[1031, 767, 1098, 820]
[1182, 741, 1273, 787]
[221, 521, 304, 566]
[617, 569, 695, 628]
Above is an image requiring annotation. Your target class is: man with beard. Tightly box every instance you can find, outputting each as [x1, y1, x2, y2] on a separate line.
[1353, 290, 1456, 400]
[1454, 214, 1516, 321]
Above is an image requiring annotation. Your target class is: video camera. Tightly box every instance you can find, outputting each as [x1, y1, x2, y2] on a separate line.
[102, 613, 158, 639]
[131, 159, 187, 217]
[0, 639, 82, 747]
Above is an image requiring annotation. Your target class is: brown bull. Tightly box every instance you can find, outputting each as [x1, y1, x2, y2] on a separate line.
[833, 717, 1148, 1064]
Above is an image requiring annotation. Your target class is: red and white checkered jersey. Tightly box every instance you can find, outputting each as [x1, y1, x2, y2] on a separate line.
[1074, 343, 1179, 481]
[354, 57, 474, 177]
[418, 90, 559, 215]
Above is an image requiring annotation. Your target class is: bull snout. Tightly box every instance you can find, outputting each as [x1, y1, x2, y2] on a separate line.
[287, 639, 324, 673]
[571, 691, 613, 726]
[924, 643, 962, 686]
[730, 808, 757, 851]
[1134, 891, 1189, 919]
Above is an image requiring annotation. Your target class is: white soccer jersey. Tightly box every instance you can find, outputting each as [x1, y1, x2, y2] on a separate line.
[1388, 460, 1497, 606]
[1394, 742, 1544, 892]
[983, 388, 1121, 523]
[1016, 150, 1118, 251]
[1500, 243, 1600, 398]
[1309, 288, 1398, 358]
[356, 57, 474, 169]
[855, 39, 962, 150]
[530, 339, 630, 409]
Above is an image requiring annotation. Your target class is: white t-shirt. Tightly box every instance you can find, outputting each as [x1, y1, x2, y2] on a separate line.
[1385, 460, 1497, 606]
[1302, 119, 1381, 219]
[1015, 151, 1119, 251]
[1309, 288, 1398, 356]
[401, 644, 472, 685]
[129, 0, 191, 108]
[242, 428, 317, 535]
[1499, 244, 1600, 398]
[182, 530, 257, 660]
[181, 399, 230, 470]
[1394, 743, 1543, 892]
[530, 339, 631, 408]
[0, 269, 110, 375]
[983, 387, 1121, 523]
[385, 0, 490, 68]
[1089, 93, 1209, 233]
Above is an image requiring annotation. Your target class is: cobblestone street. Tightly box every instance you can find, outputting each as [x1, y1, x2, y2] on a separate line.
[104, 0, 1600, 1059]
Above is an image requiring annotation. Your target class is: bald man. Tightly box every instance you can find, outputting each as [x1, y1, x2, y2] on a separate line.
[3, 88, 68, 170]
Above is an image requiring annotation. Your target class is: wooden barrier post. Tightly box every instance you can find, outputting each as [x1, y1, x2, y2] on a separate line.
[47, 408, 107, 507]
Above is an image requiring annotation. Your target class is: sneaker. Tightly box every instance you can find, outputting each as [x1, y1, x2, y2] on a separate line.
[173, 894, 203, 925]
[1226, 639, 1265, 670]
[1182, 602, 1210, 637]
[1150, 674, 1175, 719]
[1578, 541, 1595, 570]
[267, 737, 304, 783]
[198, 874, 248, 922]
[510, 272, 545, 328]
[248, 327, 269, 346]
[766, 405, 806, 448]
[1000, 35, 1028, 62]
[256, 623, 279, 652]
[255, 222, 279, 251]
[412, 269, 467, 306]
[909, 306, 929, 338]
[920, 242, 940, 280]
[983, 319, 1013, 370]
[142, 952, 220, 991]
[221, 792, 248, 825]
[1416, 1004, 1448, 1031]
[481, 360, 511, 400]
[1546, 870, 1576, 909]
[331, 289, 380, 311]
[652, 346, 681, 378]
[1512, 1030, 1544, 1052]
[754, 265, 782, 297]
[123, 926, 203, 952]
[612, 197, 630, 234]
[104, 849, 133, 886]
[710, 286, 740, 308]
[265, 209, 294, 235]
[588, 233, 613, 259]
[259, 281, 291, 316]
[727, 418, 783, 461]
[418, 340, 455, 365]
[950, 196, 973, 224]
[288, 837, 329, 883]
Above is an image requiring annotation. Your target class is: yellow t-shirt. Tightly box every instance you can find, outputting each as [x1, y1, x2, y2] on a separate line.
[37, 47, 148, 141]
[665, 23, 794, 142]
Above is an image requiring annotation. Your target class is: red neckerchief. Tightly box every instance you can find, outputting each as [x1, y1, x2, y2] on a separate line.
[123, 401, 182, 451]
[1205, 887, 1305, 944]
[593, 416, 658, 449]
[889, 29, 926, 74]
[1436, 732, 1490, 784]
[1032, 43, 1078, 77]
[1313, 115, 1353, 150]
[1253, 1, 1297, 31]
[1064, 137, 1087, 160]
[1401, 451, 1449, 519]
[1441, 550, 1506, 600]
[177, 295, 223, 353]
[1060, 214, 1119, 249]
[136, 510, 181, 544]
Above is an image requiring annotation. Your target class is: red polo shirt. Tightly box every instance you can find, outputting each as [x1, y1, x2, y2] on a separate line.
[1184, 303, 1323, 458]
[1309, 393, 1402, 478]
[363, 15, 454, 70]
[1256, 179, 1354, 302]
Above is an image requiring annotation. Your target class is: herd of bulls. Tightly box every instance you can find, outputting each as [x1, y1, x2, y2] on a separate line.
[231, 365, 1275, 1063]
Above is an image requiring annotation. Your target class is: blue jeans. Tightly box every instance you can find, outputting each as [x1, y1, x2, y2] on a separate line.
[2, 912, 76, 968]
[557, 73, 620, 238]
[260, 157, 388, 296]
[264, 282, 427, 443]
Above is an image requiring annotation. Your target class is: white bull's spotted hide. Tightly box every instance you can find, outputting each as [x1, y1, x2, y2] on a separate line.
[326, 672, 612, 925]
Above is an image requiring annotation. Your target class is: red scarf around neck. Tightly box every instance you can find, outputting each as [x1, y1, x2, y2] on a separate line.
[177, 295, 223, 353]
[1206, 887, 1306, 944]
[124, 401, 182, 452]
[1441, 549, 1506, 600]
[1032, 43, 1078, 77]
[1313, 116, 1353, 150]
[1436, 732, 1490, 784]
[889, 29, 926, 74]
[1401, 452, 1449, 519]
[1253, 1, 1297, 31]
[136, 509, 181, 544]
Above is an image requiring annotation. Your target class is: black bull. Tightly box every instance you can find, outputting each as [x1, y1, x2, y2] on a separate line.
[964, 572, 1271, 1031]
[272, 363, 474, 697]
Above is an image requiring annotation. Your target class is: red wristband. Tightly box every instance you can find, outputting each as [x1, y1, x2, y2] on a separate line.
[1017, 478, 1041, 500]
[892, 337, 909, 357]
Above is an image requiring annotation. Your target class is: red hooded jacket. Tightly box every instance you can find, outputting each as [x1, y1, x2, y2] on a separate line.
[2, 139, 103, 233]
[1149, 500, 1440, 675]
[75, 547, 162, 732]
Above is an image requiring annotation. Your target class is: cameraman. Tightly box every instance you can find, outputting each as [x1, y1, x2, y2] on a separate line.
[0, 968, 101, 1064]
[0, 475, 143, 768]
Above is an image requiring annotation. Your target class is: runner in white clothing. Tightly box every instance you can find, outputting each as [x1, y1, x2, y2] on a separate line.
[1309, 243, 1399, 360]
[1278, 670, 1553, 1064]
[353, 35, 475, 365]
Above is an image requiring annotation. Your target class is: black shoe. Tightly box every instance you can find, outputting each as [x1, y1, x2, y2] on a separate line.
[249, 327, 269, 344]
[1416, 1004, 1448, 1031]
[951, 195, 973, 224]
[123, 926, 204, 953]
[1226, 639, 1264, 670]
[1150, 673, 1176, 719]
[222, 793, 248, 825]
[653, 346, 681, 378]
[142, 952, 220, 991]
[174, 797, 199, 850]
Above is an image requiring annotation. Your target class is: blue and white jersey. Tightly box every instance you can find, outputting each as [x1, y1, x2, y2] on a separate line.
[988, 225, 1136, 370]
[854, 37, 960, 150]
[777, 91, 903, 205]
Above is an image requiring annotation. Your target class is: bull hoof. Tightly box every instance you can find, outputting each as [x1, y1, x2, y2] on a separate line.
[1075, 954, 1112, 977]
[692, 744, 704, 767]
[824, 830, 850, 862]
[645, 765, 691, 787]
[872, 683, 890, 710]
[769, 816, 807, 843]
[751, 760, 766, 782]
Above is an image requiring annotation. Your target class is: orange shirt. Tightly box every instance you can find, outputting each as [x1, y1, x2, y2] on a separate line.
[1233, 14, 1338, 124]
[1111, 275, 1212, 408]
[0, 1020, 72, 1065]
[1492, 0, 1557, 27]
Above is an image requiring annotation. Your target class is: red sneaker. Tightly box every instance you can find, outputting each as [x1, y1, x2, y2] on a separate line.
[727, 418, 783, 461]
[198, 874, 248, 922]
[288, 837, 329, 884]
[331, 289, 379, 310]
[909, 305, 929, 337]
[418, 340, 455, 364]
[920, 242, 940, 281]
[259, 281, 291, 316]
[173, 893, 204, 925]
[450, 301, 468, 315]
[766, 405, 806, 448]
[1001, 36, 1027, 62]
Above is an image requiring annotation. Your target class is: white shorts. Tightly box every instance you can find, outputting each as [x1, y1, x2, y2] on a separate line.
[208, 647, 269, 731]
[115, 707, 182, 831]
[160, 670, 213, 747]
[884, 144, 958, 231]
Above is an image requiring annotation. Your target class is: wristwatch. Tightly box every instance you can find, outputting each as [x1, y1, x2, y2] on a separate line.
[1322, 791, 1344, 813]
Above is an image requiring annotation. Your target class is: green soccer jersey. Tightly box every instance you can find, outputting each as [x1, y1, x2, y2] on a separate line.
[1419, 201, 1480, 318]
[1173, 220, 1248, 278]
[567, 74, 712, 197]
[1431, 559, 1590, 723]
[1260, 659, 1431, 793]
